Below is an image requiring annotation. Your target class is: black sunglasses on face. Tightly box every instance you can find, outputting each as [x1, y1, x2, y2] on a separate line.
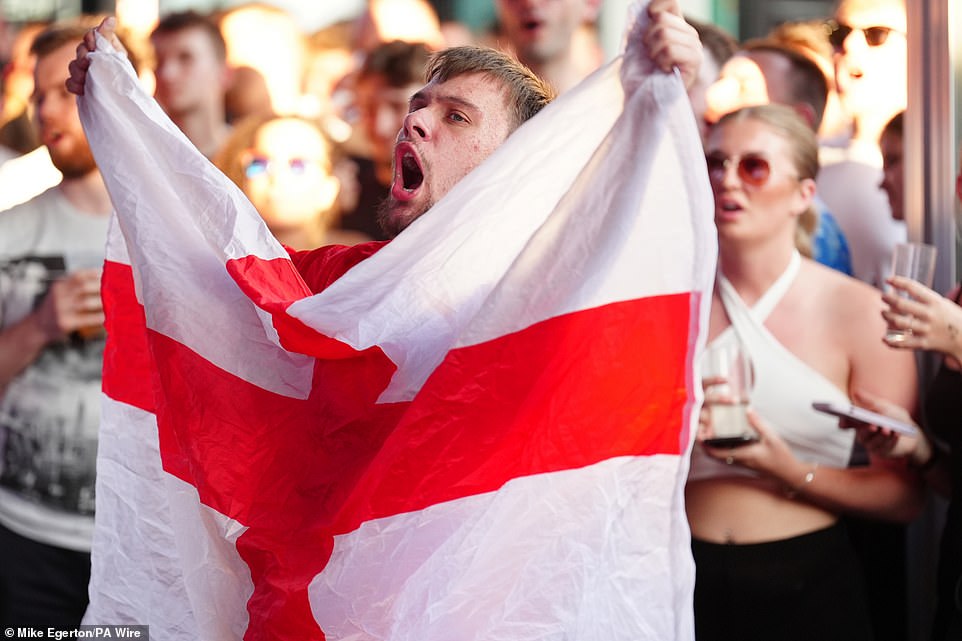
[829, 22, 901, 50]
[705, 153, 772, 188]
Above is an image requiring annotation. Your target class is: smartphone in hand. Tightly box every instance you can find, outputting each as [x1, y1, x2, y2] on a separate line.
[811, 401, 917, 436]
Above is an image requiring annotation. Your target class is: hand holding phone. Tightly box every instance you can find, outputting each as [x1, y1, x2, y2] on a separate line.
[811, 401, 918, 436]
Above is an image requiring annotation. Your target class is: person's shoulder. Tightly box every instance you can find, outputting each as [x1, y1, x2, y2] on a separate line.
[0, 187, 60, 231]
[1, 185, 57, 213]
[800, 260, 897, 365]
[289, 240, 390, 293]
[808, 261, 892, 359]
[803, 258, 881, 316]
[0, 188, 75, 260]
[0, 147, 62, 211]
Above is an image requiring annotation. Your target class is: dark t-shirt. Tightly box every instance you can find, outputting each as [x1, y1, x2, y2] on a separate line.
[925, 361, 962, 640]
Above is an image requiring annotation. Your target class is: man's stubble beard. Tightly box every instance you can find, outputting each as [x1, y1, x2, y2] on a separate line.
[376, 195, 433, 240]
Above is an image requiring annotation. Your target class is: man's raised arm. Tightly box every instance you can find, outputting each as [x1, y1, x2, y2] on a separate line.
[642, 0, 703, 89]
[65, 16, 126, 96]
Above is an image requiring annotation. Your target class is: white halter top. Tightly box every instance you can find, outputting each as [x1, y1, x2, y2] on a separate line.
[688, 251, 855, 481]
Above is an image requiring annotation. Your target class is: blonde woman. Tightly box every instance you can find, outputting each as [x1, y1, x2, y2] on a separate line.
[215, 113, 369, 250]
[688, 104, 921, 641]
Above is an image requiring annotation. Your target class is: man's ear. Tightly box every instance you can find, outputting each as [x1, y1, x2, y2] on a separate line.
[220, 63, 234, 92]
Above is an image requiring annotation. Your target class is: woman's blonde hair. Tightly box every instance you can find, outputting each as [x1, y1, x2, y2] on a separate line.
[715, 104, 820, 257]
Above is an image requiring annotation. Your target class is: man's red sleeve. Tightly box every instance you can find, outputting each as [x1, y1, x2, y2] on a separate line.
[287, 241, 390, 294]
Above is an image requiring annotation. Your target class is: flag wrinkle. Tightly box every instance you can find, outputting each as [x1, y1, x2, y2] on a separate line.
[283, 60, 627, 404]
[82, 0, 712, 637]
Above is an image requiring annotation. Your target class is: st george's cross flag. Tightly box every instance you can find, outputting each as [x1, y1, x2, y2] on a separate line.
[79, 3, 716, 639]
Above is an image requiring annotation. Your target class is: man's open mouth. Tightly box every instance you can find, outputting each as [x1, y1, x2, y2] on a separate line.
[401, 151, 423, 191]
[520, 14, 543, 35]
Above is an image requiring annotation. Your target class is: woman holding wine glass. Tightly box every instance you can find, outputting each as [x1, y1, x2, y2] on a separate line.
[842, 113, 962, 641]
[686, 103, 922, 641]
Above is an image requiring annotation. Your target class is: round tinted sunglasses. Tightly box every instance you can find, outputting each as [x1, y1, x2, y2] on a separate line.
[244, 155, 318, 179]
[828, 22, 902, 50]
[705, 153, 772, 187]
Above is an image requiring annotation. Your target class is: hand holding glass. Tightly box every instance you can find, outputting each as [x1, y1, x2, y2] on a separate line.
[701, 341, 758, 448]
[885, 242, 937, 343]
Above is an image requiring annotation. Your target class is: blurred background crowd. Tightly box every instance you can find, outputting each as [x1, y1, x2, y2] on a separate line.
[0, 0, 945, 259]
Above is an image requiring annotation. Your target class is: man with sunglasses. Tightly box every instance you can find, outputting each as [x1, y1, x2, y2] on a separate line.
[822, 7, 912, 639]
[817, 0, 907, 288]
[830, 0, 907, 138]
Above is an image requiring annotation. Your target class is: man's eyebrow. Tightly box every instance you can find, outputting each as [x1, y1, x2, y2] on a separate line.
[437, 94, 481, 113]
[408, 90, 481, 115]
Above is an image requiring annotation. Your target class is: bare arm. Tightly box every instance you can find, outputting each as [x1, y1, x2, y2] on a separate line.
[804, 283, 922, 520]
[0, 312, 51, 391]
[703, 408, 923, 523]
[0, 269, 104, 388]
[702, 283, 923, 521]
[846, 390, 953, 497]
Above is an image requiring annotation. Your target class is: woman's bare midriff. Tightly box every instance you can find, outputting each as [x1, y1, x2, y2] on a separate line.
[686, 477, 838, 544]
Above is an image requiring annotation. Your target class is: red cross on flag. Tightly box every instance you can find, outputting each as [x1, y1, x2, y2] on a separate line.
[79, 6, 716, 640]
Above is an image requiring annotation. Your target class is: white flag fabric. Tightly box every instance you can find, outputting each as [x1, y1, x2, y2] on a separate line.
[80, 3, 716, 639]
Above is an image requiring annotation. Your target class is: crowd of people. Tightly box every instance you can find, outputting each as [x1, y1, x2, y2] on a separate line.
[0, 0, 958, 639]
